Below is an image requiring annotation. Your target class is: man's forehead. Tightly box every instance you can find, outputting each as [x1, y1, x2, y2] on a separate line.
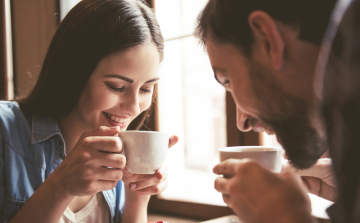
[206, 37, 247, 66]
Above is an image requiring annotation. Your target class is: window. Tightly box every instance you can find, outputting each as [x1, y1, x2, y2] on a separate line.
[155, 0, 280, 211]
[60, 0, 80, 20]
[155, 0, 227, 206]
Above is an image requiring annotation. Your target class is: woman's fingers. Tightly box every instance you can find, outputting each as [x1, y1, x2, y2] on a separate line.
[96, 167, 124, 181]
[84, 136, 123, 153]
[97, 180, 119, 192]
[129, 174, 163, 190]
[95, 151, 126, 169]
[154, 164, 167, 180]
[129, 168, 168, 191]
[131, 180, 168, 195]
[168, 135, 179, 149]
[80, 126, 120, 139]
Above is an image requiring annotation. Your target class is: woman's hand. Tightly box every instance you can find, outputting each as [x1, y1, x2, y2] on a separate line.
[283, 158, 337, 201]
[120, 135, 179, 223]
[121, 135, 179, 196]
[51, 126, 125, 197]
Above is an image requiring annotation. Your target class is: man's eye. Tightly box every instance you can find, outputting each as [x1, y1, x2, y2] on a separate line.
[222, 80, 230, 85]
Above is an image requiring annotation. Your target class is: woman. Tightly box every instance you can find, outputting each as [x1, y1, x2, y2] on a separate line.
[0, 0, 177, 222]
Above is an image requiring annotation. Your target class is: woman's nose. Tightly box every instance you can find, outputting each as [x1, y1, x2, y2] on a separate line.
[120, 90, 140, 116]
[236, 108, 252, 132]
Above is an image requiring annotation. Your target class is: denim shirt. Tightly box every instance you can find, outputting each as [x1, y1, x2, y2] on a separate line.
[0, 101, 124, 223]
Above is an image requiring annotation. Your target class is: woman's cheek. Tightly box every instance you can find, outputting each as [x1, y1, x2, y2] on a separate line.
[139, 95, 153, 112]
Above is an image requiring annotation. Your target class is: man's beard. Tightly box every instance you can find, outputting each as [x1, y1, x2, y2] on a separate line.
[249, 62, 327, 169]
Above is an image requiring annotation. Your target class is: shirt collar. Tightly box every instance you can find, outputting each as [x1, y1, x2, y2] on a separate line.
[31, 116, 62, 144]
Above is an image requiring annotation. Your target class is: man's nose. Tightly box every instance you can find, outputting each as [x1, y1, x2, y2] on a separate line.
[236, 109, 252, 132]
[120, 90, 140, 116]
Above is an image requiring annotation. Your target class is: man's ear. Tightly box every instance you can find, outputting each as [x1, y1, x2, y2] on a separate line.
[248, 11, 284, 70]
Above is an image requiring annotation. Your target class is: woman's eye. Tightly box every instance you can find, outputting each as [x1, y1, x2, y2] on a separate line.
[107, 85, 126, 92]
[140, 88, 152, 93]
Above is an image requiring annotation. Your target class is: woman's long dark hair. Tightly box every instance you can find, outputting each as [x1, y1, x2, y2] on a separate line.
[18, 0, 163, 130]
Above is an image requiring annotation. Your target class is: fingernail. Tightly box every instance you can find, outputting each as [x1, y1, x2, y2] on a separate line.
[130, 183, 137, 190]
[156, 172, 163, 180]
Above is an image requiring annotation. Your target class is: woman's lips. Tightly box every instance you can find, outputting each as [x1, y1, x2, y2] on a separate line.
[103, 112, 130, 127]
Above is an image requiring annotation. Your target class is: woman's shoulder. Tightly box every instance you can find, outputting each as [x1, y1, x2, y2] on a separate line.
[0, 100, 20, 110]
[0, 101, 23, 124]
[0, 101, 30, 141]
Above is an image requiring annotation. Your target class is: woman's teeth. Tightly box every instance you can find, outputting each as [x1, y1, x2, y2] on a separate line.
[104, 112, 128, 124]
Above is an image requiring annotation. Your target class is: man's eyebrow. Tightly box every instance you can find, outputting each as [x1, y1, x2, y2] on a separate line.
[104, 74, 134, 83]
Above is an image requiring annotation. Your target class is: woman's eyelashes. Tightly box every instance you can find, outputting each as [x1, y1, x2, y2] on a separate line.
[105, 82, 153, 94]
[106, 84, 126, 92]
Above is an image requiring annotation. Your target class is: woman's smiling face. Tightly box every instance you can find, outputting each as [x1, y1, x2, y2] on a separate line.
[74, 43, 160, 131]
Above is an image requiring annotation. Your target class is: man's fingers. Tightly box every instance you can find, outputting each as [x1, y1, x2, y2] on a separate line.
[290, 158, 336, 187]
[214, 176, 230, 194]
[213, 159, 247, 176]
[222, 194, 232, 208]
[80, 126, 120, 139]
[168, 135, 179, 149]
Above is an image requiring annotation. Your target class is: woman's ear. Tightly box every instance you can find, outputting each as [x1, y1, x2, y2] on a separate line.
[248, 11, 284, 70]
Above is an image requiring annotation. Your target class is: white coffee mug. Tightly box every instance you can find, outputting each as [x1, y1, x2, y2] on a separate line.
[219, 146, 283, 173]
[118, 131, 170, 174]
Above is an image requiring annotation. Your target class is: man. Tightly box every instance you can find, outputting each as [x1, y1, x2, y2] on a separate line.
[194, 0, 353, 222]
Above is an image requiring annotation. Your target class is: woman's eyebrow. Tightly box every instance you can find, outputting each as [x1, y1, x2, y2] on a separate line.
[104, 74, 134, 83]
[104, 74, 159, 84]
[145, 78, 160, 84]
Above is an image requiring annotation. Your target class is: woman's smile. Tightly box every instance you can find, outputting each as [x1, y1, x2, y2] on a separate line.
[103, 111, 131, 128]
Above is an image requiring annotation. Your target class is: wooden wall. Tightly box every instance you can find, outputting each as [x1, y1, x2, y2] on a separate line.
[11, 0, 59, 99]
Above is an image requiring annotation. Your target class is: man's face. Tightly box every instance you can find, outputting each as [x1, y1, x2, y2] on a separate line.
[206, 37, 327, 169]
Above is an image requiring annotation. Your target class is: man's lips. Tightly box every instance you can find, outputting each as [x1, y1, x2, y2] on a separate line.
[103, 112, 130, 126]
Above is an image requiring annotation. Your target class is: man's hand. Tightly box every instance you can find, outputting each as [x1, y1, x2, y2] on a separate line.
[213, 159, 315, 223]
[283, 158, 337, 201]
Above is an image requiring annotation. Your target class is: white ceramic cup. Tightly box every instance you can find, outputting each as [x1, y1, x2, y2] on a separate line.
[118, 131, 170, 174]
[219, 146, 283, 173]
